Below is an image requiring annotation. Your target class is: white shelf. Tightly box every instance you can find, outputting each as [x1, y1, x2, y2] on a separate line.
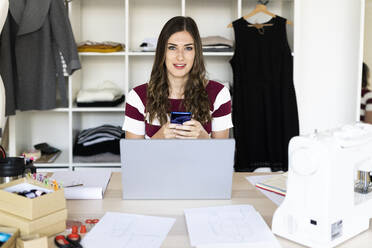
[128, 51, 155, 56]
[79, 52, 126, 56]
[127, 51, 234, 56]
[203, 52, 234, 56]
[73, 163, 121, 167]
[71, 107, 125, 112]
[34, 150, 70, 167]
[71, 102, 125, 112]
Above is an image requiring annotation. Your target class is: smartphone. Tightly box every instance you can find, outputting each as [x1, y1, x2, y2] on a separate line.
[170, 112, 192, 124]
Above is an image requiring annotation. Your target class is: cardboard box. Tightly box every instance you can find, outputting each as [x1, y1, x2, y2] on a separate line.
[0, 226, 19, 248]
[0, 208, 67, 236]
[0, 177, 66, 220]
[16, 234, 48, 248]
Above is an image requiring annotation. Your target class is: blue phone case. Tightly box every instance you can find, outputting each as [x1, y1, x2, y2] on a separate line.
[170, 112, 192, 124]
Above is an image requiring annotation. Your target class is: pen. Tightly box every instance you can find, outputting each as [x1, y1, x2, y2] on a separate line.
[65, 184, 84, 188]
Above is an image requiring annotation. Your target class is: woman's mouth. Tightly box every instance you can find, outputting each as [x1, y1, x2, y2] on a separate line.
[173, 64, 186, 70]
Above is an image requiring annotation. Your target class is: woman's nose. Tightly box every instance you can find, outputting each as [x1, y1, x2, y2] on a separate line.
[176, 49, 184, 60]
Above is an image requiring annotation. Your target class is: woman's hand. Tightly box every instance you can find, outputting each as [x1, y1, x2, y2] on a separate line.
[174, 119, 210, 139]
[151, 122, 178, 139]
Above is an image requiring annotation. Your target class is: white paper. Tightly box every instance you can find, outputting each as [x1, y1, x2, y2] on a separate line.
[81, 212, 176, 248]
[246, 175, 284, 206]
[184, 205, 281, 248]
[51, 170, 111, 199]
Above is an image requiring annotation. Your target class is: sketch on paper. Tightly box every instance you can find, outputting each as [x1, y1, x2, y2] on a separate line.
[81, 212, 175, 248]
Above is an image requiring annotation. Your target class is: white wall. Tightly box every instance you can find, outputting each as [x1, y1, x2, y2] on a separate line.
[294, 0, 365, 134]
[364, 0, 372, 72]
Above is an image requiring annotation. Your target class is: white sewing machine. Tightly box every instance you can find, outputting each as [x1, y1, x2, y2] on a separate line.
[272, 123, 372, 248]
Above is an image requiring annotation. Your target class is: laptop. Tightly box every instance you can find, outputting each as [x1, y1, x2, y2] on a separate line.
[120, 139, 235, 199]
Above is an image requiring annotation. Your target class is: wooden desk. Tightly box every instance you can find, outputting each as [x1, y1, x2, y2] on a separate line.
[62, 172, 372, 248]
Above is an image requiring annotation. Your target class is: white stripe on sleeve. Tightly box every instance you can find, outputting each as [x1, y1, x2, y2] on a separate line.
[213, 86, 231, 112]
[122, 116, 145, 135]
[212, 113, 233, 132]
[126, 89, 145, 115]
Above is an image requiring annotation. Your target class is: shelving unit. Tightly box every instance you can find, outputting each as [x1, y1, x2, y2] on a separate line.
[8, 0, 294, 172]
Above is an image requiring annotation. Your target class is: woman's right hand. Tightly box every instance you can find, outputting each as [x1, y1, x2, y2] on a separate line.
[151, 122, 178, 139]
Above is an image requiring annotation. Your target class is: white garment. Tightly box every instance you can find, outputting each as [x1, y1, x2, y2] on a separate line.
[0, 0, 9, 136]
[76, 81, 123, 103]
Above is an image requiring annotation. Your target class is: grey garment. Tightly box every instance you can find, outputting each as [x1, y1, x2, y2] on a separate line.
[0, 0, 81, 116]
[74, 152, 120, 163]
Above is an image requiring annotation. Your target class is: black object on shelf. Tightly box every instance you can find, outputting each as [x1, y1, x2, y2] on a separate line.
[34, 143, 61, 155]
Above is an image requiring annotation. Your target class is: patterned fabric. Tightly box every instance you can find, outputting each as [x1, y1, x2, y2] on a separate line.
[123, 80, 233, 138]
[361, 88, 372, 121]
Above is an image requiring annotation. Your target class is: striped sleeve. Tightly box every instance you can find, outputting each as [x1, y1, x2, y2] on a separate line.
[366, 91, 372, 111]
[211, 86, 233, 132]
[122, 89, 146, 135]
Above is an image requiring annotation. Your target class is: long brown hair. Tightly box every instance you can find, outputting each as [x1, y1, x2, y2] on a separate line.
[363, 62, 370, 89]
[146, 16, 211, 125]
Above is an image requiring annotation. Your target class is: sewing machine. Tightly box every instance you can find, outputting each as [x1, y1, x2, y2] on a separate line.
[272, 123, 372, 248]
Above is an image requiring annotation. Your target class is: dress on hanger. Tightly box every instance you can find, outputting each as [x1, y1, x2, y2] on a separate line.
[230, 16, 299, 172]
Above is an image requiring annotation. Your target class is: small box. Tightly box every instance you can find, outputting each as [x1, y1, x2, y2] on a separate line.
[16, 234, 48, 248]
[0, 226, 19, 248]
[0, 177, 66, 220]
[0, 208, 67, 236]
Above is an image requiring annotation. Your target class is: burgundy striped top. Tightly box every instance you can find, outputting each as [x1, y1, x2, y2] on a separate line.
[123, 80, 233, 138]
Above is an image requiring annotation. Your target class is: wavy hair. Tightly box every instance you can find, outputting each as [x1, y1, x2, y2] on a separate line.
[146, 16, 211, 125]
[363, 62, 370, 89]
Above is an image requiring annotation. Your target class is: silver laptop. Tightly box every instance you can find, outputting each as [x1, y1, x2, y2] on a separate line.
[120, 139, 235, 199]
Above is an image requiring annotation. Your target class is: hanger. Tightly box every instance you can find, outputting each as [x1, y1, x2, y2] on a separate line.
[227, 0, 292, 28]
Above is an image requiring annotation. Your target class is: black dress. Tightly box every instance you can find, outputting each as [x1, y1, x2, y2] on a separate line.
[230, 16, 299, 172]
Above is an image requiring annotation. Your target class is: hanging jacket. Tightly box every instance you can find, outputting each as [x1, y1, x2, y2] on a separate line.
[0, 0, 9, 131]
[0, 0, 81, 116]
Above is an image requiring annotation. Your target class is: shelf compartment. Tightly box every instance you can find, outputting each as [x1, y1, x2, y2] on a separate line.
[79, 52, 126, 56]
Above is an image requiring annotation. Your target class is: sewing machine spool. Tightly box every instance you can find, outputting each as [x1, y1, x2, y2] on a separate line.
[355, 170, 372, 194]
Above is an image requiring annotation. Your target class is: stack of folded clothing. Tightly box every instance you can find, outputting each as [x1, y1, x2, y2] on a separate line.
[73, 124, 124, 163]
[201, 36, 234, 52]
[76, 81, 125, 107]
[139, 37, 157, 52]
[77, 40, 125, 53]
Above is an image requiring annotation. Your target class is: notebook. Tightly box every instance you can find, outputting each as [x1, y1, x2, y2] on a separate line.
[255, 173, 287, 196]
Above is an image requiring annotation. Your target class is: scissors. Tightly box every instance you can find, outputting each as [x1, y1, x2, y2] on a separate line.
[85, 219, 99, 225]
[85, 218, 99, 231]
[54, 233, 82, 248]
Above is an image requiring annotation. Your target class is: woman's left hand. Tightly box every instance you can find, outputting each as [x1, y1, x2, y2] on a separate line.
[174, 119, 210, 139]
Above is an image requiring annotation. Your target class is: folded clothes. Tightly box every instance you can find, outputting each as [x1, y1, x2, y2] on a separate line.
[76, 81, 123, 102]
[77, 95, 125, 107]
[78, 124, 123, 141]
[201, 36, 234, 48]
[139, 37, 157, 52]
[77, 40, 125, 53]
[74, 152, 120, 163]
[74, 125, 124, 156]
[202, 47, 234, 52]
[74, 139, 120, 156]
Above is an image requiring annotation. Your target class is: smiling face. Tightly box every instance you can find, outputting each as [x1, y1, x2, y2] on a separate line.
[165, 31, 195, 83]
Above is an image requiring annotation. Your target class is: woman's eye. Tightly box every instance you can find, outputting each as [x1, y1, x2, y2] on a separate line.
[185, 46, 193, 51]
[168, 46, 176, 50]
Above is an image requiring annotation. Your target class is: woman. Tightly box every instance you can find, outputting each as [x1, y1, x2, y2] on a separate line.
[123, 16, 233, 139]
[361, 62, 372, 124]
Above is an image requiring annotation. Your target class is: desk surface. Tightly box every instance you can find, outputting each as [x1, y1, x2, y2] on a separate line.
[61, 172, 372, 248]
